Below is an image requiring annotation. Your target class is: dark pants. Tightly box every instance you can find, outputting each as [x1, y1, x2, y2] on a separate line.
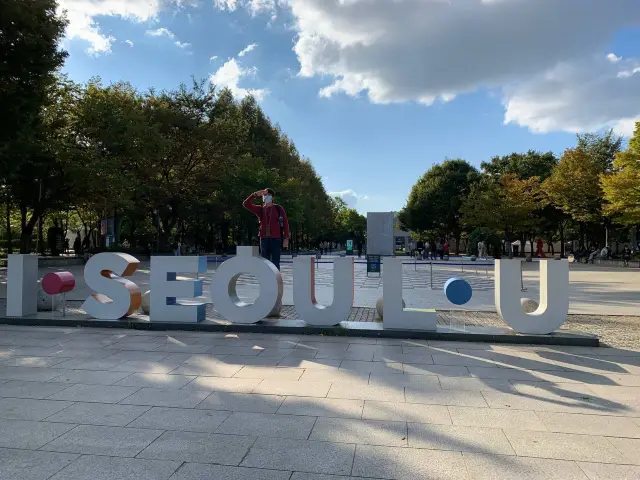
[260, 237, 282, 270]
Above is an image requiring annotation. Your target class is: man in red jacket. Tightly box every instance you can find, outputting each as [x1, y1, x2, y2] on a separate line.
[243, 188, 290, 270]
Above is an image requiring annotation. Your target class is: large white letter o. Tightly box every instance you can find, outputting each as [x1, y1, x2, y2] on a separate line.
[210, 246, 283, 324]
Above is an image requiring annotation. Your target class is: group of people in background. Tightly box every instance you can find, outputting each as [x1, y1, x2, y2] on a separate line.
[415, 239, 449, 260]
[571, 244, 634, 266]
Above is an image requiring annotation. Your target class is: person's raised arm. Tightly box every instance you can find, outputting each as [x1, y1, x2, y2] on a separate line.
[243, 190, 264, 216]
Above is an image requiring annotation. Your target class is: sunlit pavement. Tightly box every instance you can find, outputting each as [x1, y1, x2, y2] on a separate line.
[1, 325, 640, 479]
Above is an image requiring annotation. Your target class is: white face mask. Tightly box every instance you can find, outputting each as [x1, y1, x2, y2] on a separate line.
[263, 195, 273, 203]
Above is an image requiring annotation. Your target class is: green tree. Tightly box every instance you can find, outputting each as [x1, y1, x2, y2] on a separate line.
[543, 147, 603, 246]
[0, 0, 68, 252]
[399, 159, 479, 253]
[481, 150, 557, 180]
[577, 129, 623, 172]
[462, 174, 547, 257]
[602, 122, 640, 225]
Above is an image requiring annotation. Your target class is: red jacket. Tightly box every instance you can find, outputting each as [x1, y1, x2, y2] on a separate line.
[243, 195, 290, 239]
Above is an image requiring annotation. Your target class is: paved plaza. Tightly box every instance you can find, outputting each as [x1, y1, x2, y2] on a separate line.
[1, 325, 640, 479]
[1, 256, 638, 315]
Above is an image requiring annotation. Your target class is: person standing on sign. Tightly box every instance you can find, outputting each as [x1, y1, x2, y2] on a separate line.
[243, 188, 290, 270]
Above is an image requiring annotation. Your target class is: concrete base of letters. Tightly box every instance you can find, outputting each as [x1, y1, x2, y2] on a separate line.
[0, 313, 599, 346]
[267, 298, 283, 318]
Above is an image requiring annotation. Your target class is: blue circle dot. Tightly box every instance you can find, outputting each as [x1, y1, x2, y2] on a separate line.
[444, 277, 472, 305]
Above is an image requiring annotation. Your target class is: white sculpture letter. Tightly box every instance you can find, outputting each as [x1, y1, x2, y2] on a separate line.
[150, 256, 207, 322]
[382, 257, 437, 330]
[293, 256, 354, 326]
[82, 252, 142, 320]
[210, 246, 282, 324]
[7, 254, 38, 317]
[495, 259, 569, 334]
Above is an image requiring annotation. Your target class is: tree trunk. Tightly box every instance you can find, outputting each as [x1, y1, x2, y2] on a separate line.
[5, 193, 12, 254]
[579, 223, 585, 248]
[560, 222, 565, 257]
[37, 214, 44, 255]
[454, 229, 461, 256]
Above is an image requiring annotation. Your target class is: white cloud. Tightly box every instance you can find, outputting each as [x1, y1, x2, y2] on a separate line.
[214, 0, 276, 15]
[210, 55, 219, 62]
[329, 189, 368, 209]
[503, 55, 640, 136]
[210, 58, 268, 100]
[221, 0, 640, 136]
[607, 53, 622, 63]
[146, 27, 175, 38]
[124, 39, 134, 47]
[58, 0, 180, 55]
[238, 43, 258, 57]
[146, 27, 191, 50]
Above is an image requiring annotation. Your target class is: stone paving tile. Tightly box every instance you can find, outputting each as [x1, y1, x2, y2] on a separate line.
[103, 351, 172, 362]
[367, 373, 442, 388]
[48, 384, 140, 403]
[0, 397, 73, 421]
[49, 455, 181, 480]
[41, 424, 163, 457]
[298, 369, 370, 384]
[462, 453, 590, 480]
[277, 358, 341, 369]
[352, 444, 468, 480]
[0, 447, 79, 480]
[0, 418, 76, 449]
[45, 402, 150, 426]
[216, 412, 316, 439]
[448, 406, 548, 431]
[480, 390, 599, 415]
[138, 431, 256, 465]
[196, 392, 285, 413]
[327, 382, 404, 402]
[408, 423, 515, 455]
[339, 360, 404, 375]
[240, 437, 355, 476]
[49, 369, 133, 385]
[183, 376, 261, 393]
[503, 430, 628, 463]
[537, 411, 640, 438]
[401, 363, 471, 376]
[169, 363, 243, 377]
[110, 360, 187, 374]
[577, 461, 640, 479]
[120, 387, 210, 408]
[233, 367, 305, 381]
[432, 353, 497, 367]
[509, 380, 597, 399]
[439, 377, 516, 392]
[362, 400, 451, 424]
[405, 387, 488, 407]
[223, 356, 282, 367]
[53, 358, 127, 370]
[1, 355, 73, 368]
[0, 380, 70, 399]
[0, 366, 66, 381]
[310, 417, 408, 447]
[289, 475, 362, 480]
[277, 397, 364, 418]
[115, 373, 195, 389]
[129, 407, 231, 432]
[605, 437, 640, 465]
[253, 380, 330, 397]
[168, 463, 292, 480]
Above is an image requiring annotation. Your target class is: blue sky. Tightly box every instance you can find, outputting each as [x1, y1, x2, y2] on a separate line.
[60, 0, 640, 214]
